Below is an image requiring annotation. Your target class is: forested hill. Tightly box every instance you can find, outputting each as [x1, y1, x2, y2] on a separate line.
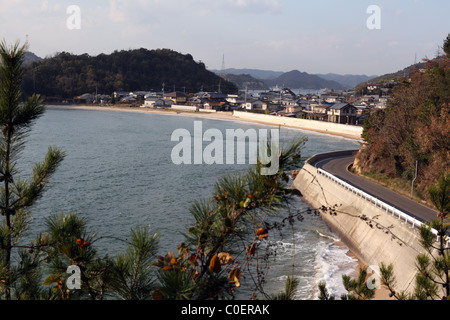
[21, 48, 238, 99]
[355, 36, 450, 205]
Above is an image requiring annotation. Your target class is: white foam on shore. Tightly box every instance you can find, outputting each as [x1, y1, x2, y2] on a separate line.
[261, 227, 359, 300]
[312, 240, 359, 299]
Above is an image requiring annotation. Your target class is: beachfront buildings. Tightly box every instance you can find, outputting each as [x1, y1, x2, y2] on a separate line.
[242, 99, 268, 111]
[117, 84, 390, 126]
[164, 91, 187, 105]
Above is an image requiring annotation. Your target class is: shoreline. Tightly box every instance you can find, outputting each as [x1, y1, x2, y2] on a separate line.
[46, 103, 381, 299]
[334, 241, 393, 300]
[45, 104, 362, 141]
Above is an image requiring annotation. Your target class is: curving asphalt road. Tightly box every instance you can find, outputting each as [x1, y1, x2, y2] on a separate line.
[311, 154, 438, 224]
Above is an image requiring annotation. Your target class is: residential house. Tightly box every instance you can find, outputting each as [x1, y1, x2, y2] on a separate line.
[367, 83, 380, 91]
[113, 91, 130, 100]
[310, 105, 331, 121]
[164, 91, 187, 105]
[129, 91, 148, 100]
[242, 99, 268, 111]
[284, 104, 302, 114]
[226, 94, 240, 104]
[327, 103, 358, 125]
[204, 101, 224, 110]
[312, 105, 332, 114]
[281, 99, 298, 107]
[143, 97, 171, 108]
[192, 92, 228, 110]
[275, 105, 302, 118]
[280, 88, 297, 100]
[377, 96, 389, 109]
[321, 94, 341, 104]
[75, 93, 95, 104]
[355, 105, 368, 116]
[300, 104, 330, 121]
[190, 97, 209, 109]
[120, 96, 137, 103]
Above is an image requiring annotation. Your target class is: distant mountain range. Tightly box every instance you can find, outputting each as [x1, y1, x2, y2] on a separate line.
[23, 49, 425, 96]
[218, 73, 269, 91]
[214, 68, 284, 80]
[316, 73, 377, 89]
[264, 70, 345, 90]
[212, 68, 377, 91]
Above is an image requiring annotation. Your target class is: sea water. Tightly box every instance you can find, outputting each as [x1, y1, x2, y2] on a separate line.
[17, 107, 361, 300]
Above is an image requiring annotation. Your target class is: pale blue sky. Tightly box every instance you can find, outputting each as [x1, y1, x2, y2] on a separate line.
[0, 0, 449, 75]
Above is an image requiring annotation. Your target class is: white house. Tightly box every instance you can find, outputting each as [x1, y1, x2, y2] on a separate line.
[143, 97, 173, 108]
[242, 100, 268, 111]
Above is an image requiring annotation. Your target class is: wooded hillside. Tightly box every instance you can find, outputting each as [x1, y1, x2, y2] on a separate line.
[355, 35, 450, 204]
[21, 48, 238, 99]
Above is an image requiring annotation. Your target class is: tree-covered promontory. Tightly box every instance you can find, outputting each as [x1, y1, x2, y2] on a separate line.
[21, 48, 238, 99]
[355, 35, 450, 204]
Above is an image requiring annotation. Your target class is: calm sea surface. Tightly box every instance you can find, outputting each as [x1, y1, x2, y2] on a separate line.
[18, 107, 361, 299]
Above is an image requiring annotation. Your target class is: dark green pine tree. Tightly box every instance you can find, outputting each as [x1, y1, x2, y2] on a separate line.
[444, 33, 450, 58]
[0, 41, 65, 300]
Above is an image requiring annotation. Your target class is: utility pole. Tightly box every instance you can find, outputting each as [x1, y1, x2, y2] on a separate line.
[245, 86, 248, 103]
[221, 54, 225, 72]
[411, 160, 418, 199]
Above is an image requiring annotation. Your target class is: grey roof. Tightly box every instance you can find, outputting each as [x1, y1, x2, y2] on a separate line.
[331, 103, 354, 110]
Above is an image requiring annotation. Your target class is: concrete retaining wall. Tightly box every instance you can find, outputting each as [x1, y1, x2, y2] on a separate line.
[172, 105, 199, 112]
[292, 159, 426, 294]
[232, 111, 363, 140]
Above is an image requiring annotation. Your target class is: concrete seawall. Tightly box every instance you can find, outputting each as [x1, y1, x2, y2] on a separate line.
[232, 111, 363, 140]
[291, 152, 427, 294]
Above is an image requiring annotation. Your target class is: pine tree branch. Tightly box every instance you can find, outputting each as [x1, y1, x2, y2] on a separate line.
[10, 146, 65, 210]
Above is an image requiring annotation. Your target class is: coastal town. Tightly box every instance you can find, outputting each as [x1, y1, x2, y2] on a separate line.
[73, 81, 393, 127]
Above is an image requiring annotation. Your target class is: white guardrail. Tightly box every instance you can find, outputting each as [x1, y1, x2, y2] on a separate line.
[316, 168, 449, 247]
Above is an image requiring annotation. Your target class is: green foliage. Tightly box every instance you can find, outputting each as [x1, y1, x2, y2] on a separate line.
[444, 34, 450, 58]
[270, 276, 300, 300]
[31, 134, 306, 301]
[173, 136, 307, 300]
[428, 172, 450, 215]
[341, 266, 375, 300]
[318, 267, 376, 300]
[379, 262, 412, 299]
[317, 281, 335, 300]
[21, 48, 238, 99]
[41, 212, 160, 300]
[0, 39, 310, 301]
[0, 40, 65, 300]
[111, 226, 159, 300]
[156, 266, 199, 301]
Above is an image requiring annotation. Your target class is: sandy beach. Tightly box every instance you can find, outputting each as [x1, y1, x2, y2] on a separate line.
[45, 104, 362, 141]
